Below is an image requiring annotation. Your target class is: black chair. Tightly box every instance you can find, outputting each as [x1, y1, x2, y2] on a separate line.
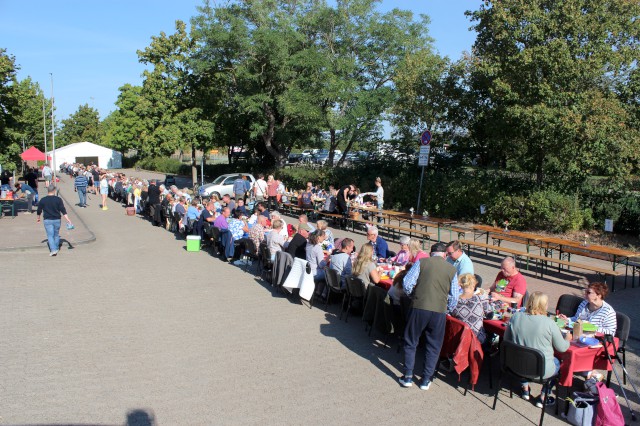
[386, 250, 397, 259]
[324, 268, 346, 318]
[241, 239, 260, 273]
[171, 212, 181, 233]
[555, 294, 583, 317]
[259, 242, 273, 282]
[493, 340, 559, 426]
[615, 311, 631, 384]
[344, 276, 367, 323]
[207, 224, 221, 255]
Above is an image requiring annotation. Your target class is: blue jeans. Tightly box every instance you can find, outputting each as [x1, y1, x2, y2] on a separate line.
[43, 219, 61, 252]
[77, 188, 86, 206]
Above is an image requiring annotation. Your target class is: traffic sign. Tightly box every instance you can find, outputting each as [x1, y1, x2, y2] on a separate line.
[420, 130, 431, 146]
[418, 145, 430, 166]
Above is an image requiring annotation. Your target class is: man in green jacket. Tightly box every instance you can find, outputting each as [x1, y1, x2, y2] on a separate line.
[399, 242, 461, 390]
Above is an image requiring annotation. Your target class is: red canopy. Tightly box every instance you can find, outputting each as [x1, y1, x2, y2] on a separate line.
[20, 146, 50, 161]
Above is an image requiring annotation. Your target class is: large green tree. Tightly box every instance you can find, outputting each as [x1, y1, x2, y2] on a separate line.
[466, 0, 640, 186]
[57, 104, 103, 147]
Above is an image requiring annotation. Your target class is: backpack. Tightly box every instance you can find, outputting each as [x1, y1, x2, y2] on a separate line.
[595, 381, 624, 426]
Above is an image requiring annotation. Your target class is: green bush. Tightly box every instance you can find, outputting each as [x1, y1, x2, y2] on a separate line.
[136, 157, 184, 174]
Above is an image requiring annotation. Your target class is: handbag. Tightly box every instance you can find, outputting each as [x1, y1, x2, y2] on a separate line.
[567, 392, 597, 426]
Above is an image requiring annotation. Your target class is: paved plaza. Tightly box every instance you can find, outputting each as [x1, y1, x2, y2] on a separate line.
[1, 170, 639, 425]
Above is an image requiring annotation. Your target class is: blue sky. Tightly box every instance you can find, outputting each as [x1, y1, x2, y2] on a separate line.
[0, 0, 480, 121]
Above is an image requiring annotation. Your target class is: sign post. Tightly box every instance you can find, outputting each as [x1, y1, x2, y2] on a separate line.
[416, 130, 431, 214]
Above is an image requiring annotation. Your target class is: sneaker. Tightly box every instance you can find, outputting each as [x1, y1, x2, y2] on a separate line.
[419, 379, 432, 390]
[535, 396, 555, 408]
[521, 388, 530, 401]
[102, 206, 108, 210]
[233, 259, 248, 266]
[398, 376, 413, 388]
[49, 251, 58, 257]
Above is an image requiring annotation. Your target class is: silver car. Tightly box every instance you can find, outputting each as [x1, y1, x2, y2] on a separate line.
[198, 173, 256, 198]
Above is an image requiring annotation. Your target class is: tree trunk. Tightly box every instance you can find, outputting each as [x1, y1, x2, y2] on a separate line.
[262, 104, 286, 167]
[328, 128, 337, 167]
[191, 143, 197, 187]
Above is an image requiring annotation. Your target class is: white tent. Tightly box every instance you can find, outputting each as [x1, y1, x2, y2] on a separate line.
[48, 141, 123, 169]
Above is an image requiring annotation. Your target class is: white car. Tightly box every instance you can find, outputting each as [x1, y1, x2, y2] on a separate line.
[198, 173, 256, 198]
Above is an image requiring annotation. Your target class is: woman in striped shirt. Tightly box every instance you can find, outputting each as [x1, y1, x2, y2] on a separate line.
[565, 282, 617, 335]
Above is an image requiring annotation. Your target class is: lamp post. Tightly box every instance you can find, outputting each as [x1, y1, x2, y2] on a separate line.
[50, 73, 57, 183]
[42, 98, 48, 168]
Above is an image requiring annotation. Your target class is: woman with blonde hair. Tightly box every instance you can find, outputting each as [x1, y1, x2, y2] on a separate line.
[315, 220, 334, 250]
[505, 291, 572, 407]
[408, 238, 429, 263]
[450, 273, 491, 343]
[352, 243, 381, 287]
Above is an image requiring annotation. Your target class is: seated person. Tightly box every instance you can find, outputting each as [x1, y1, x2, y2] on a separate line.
[213, 207, 234, 260]
[408, 238, 429, 263]
[299, 182, 314, 209]
[388, 264, 410, 305]
[365, 225, 388, 259]
[286, 222, 311, 260]
[233, 198, 248, 217]
[229, 209, 249, 242]
[298, 213, 316, 232]
[351, 243, 381, 289]
[306, 230, 328, 282]
[315, 220, 334, 250]
[266, 219, 286, 260]
[388, 236, 411, 266]
[506, 291, 572, 407]
[330, 238, 354, 287]
[559, 282, 617, 335]
[490, 257, 526, 307]
[450, 273, 491, 344]
[186, 199, 201, 221]
[257, 202, 270, 220]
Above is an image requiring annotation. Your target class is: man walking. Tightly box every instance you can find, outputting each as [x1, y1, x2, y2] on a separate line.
[36, 185, 73, 256]
[399, 242, 461, 390]
[74, 170, 89, 207]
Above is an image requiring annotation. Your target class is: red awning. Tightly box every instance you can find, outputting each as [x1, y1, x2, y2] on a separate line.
[20, 146, 51, 161]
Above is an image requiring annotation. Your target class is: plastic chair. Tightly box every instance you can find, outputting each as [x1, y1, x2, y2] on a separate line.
[493, 340, 559, 426]
[555, 294, 583, 317]
[324, 268, 346, 318]
[344, 276, 367, 323]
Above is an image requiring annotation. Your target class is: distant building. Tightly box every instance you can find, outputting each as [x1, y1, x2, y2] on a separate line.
[48, 141, 123, 169]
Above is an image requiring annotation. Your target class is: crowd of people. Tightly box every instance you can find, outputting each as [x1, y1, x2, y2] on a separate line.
[21, 163, 620, 405]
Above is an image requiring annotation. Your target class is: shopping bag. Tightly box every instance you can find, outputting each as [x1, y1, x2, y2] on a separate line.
[567, 392, 597, 426]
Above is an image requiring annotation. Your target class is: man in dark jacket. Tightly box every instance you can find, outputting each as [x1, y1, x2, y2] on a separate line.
[398, 242, 461, 390]
[285, 222, 311, 260]
[147, 180, 161, 225]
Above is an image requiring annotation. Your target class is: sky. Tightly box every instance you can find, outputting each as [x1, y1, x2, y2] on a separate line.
[0, 0, 481, 122]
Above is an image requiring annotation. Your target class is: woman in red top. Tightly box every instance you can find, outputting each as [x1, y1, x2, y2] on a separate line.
[266, 175, 280, 211]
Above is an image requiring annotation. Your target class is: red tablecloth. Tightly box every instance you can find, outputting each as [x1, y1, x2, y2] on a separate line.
[482, 319, 617, 387]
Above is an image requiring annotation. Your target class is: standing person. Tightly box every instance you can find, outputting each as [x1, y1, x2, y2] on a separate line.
[266, 175, 280, 210]
[99, 173, 109, 210]
[446, 240, 474, 276]
[91, 167, 100, 194]
[253, 173, 268, 202]
[336, 184, 354, 215]
[25, 168, 38, 191]
[299, 182, 314, 210]
[36, 185, 73, 256]
[42, 164, 53, 187]
[233, 175, 247, 202]
[14, 182, 36, 214]
[147, 179, 161, 225]
[399, 242, 461, 390]
[74, 171, 88, 207]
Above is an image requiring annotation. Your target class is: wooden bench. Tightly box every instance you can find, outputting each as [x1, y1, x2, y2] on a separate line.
[348, 218, 437, 248]
[460, 239, 623, 291]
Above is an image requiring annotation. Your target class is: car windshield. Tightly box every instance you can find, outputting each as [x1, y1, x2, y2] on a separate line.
[212, 175, 228, 184]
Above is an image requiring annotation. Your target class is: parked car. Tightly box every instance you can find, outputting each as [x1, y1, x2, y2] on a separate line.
[198, 173, 256, 198]
[164, 175, 177, 187]
[310, 149, 342, 165]
[287, 152, 305, 163]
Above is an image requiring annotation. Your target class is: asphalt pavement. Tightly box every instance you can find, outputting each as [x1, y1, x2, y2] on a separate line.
[1, 170, 639, 425]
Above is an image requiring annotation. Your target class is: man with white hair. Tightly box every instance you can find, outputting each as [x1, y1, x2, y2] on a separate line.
[366, 225, 388, 259]
[399, 242, 461, 390]
[270, 211, 288, 240]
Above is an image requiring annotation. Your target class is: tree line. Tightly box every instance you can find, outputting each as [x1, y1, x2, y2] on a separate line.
[1, 0, 638, 193]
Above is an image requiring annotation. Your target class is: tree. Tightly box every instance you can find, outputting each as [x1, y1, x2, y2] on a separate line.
[101, 84, 147, 152]
[466, 0, 640, 186]
[0, 49, 21, 170]
[57, 104, 103, 147]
